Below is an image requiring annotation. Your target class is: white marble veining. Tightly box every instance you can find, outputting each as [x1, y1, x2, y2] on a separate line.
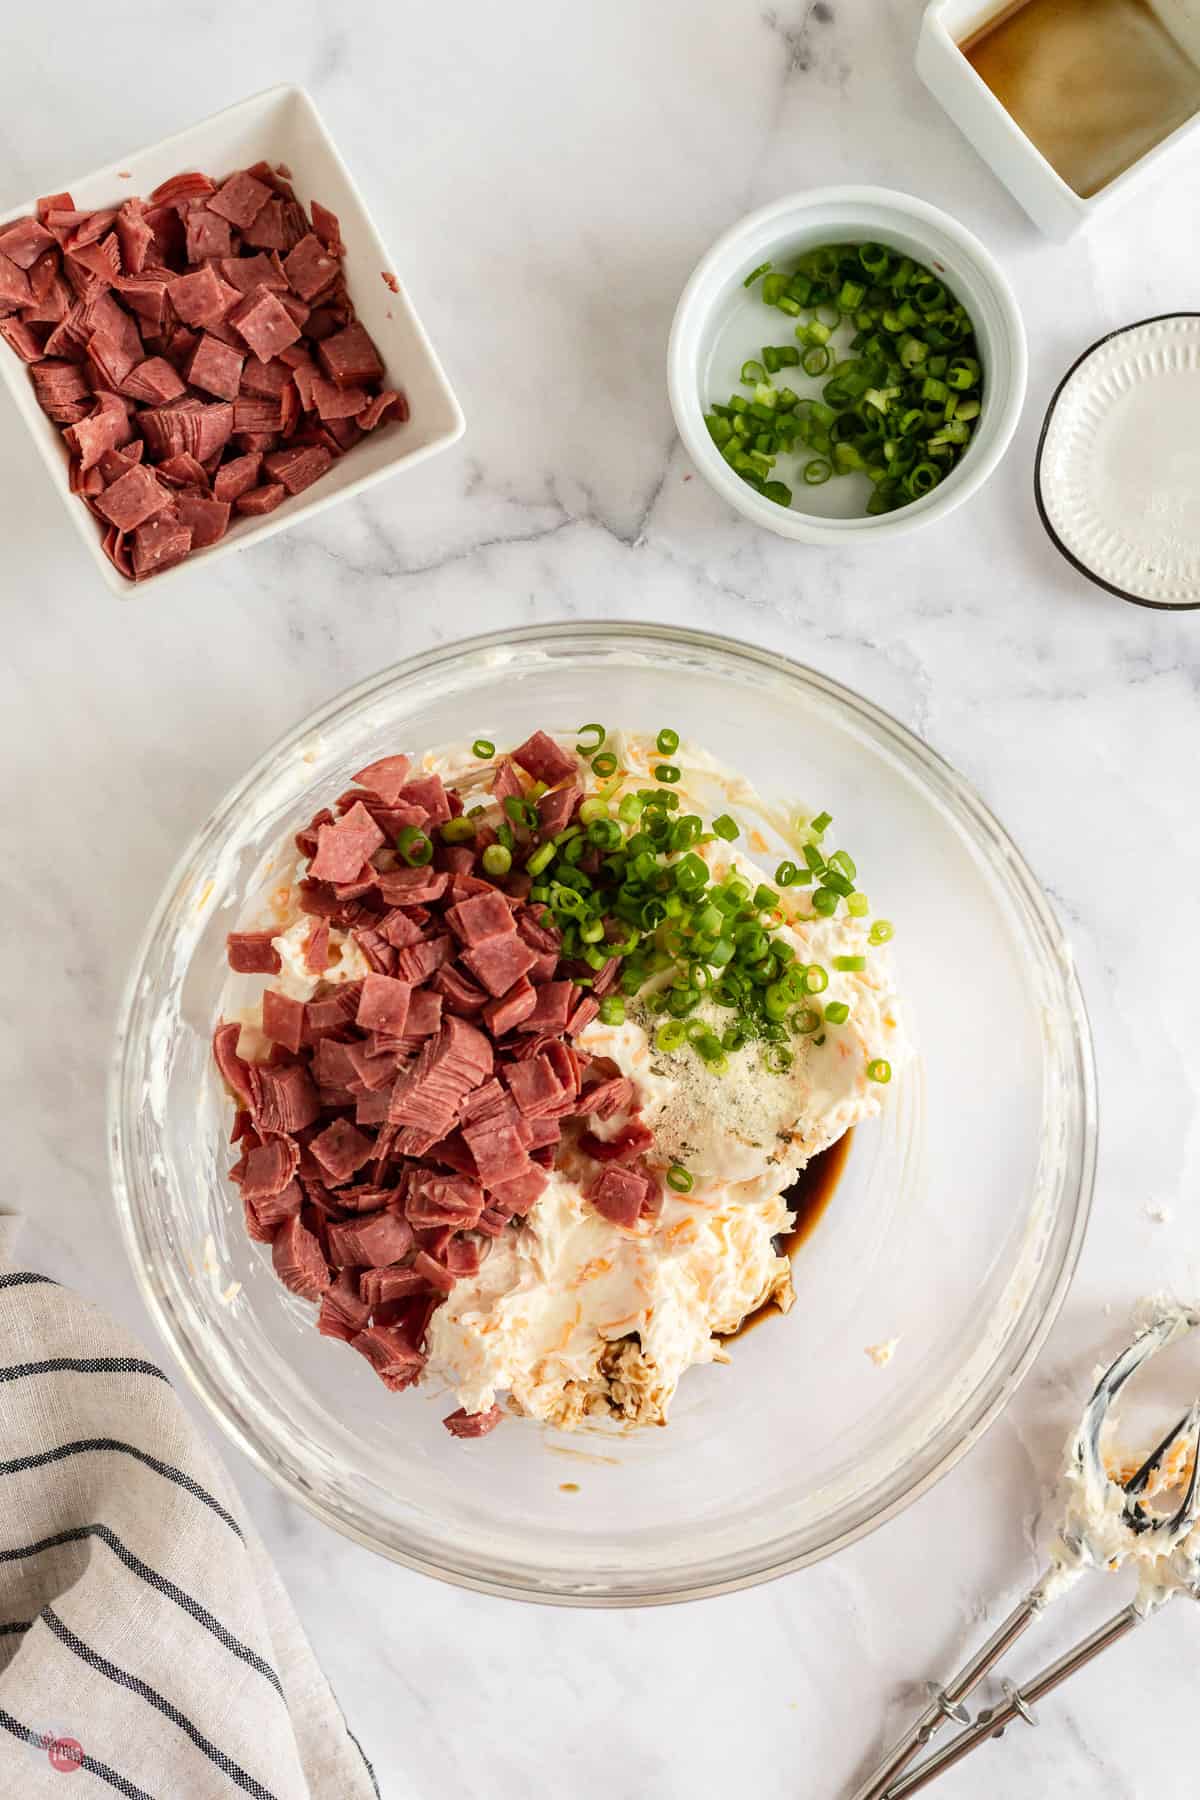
[3, 1, 1200, 1794]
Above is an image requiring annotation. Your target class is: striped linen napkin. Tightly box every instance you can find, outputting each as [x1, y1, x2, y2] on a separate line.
[0, 1220, 378, 1798]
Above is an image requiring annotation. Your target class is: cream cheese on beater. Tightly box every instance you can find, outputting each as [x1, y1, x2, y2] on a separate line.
[1041, 1301, 1200, 1615]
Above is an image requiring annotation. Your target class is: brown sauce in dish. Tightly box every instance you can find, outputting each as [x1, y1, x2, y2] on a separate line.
[721, 1129, 853, 1343]
[961, 0, 1200, 198]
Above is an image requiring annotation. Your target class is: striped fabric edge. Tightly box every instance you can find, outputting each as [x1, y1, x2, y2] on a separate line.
[1, 1263, 379, 1797]
[0, 1703, 157, 1800]
[0, 1524, 283, 1698]
[0, 1356, 169, 1386]
[0, 1439, 245, 1540]
[42, 1607, 282, 1800]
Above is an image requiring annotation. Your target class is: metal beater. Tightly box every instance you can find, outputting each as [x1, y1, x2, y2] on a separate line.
[848, 1304, 1200, 1799]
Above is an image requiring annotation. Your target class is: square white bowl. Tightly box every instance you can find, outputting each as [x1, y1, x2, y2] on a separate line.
[0, 84, 465, 595]
[917, 0, 1200, 241]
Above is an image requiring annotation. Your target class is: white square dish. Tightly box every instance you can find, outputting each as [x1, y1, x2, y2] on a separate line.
[916, 0, 1200, 241]
[0, 84, 464, 595]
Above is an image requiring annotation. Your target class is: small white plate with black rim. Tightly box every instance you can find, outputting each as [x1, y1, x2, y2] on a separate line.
[1035, 313, 1200, 610]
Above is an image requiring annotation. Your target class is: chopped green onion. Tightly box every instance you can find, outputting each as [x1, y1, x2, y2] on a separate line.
[812, 887, 839, 917]
[440, 817, 477, 844]
[396, 825, 432, 866]
[810, 811, 833, 834]
[712, 243, 983, 513]
[833, 955, 866, 972]
[576, 723, 606, 754]
[474, 742, 883, 1076]
[847, 892, 869, 917]
[526, 840, 557, 877]
[591, 751, 618, 778]
[669, 815, 702, 851]
[824, 1001, 850, 1025]
[763, 982, 791, 1022]
[471, 738, 495, 759]
[667, 1163, 694, 1192]
[743, 261, 772, 288]
[869, 919, 894, 945]
[867, 1058, 892, 1084]
[656, 727, 680, 755]
[905, 462, 941, 498]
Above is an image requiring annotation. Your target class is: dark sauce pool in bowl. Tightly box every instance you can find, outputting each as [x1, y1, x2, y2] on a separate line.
[723, 1129, 853, 1342]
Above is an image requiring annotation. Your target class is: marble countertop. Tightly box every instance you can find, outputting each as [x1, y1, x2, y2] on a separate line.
[3, 1, 1199, 1794]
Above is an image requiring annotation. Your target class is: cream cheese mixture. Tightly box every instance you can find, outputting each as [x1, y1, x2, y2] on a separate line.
[418, 733, 907, 1427]
[224, 728, 909, 1431]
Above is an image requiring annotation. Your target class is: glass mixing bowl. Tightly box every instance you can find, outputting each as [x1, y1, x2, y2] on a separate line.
[110, 623, 1096, 1604]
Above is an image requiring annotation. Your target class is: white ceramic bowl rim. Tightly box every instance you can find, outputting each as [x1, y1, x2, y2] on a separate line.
[668, 185, 1028, 544]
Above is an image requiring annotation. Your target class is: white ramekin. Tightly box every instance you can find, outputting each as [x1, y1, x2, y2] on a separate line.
[667, 186, 1027, 545]
[917, 0, 1200, 243]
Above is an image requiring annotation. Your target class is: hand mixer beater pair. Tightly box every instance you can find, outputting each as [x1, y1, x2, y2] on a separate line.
[850, 1303, 1200, 1798]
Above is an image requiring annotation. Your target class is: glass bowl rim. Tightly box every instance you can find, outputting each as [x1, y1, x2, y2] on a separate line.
[108, 619, 1097, 1606]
